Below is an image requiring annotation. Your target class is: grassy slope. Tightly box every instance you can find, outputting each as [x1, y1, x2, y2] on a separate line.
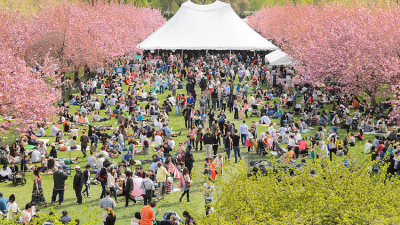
[0, 73, 376, 224]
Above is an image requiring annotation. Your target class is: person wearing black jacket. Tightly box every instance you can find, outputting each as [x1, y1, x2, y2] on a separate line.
[123, 171, 136, 206]
[73, 165, 83, 205]
[51, 165, 68, 205]
[182, 105, 192, 129]
[212, 131, 220, 156]
[99, 162, 111, 199]
[203, 128, 213, 158]
[82, 165, 91, 198]
[185, 145, 195, 176]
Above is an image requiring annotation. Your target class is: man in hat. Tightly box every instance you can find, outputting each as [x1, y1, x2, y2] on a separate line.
[73, 165, 83, 205]
[51, 165, 68, 206]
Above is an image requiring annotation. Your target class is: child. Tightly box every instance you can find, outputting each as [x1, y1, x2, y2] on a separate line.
[70, 136, 77, 150]
[281, 131, 289, 144]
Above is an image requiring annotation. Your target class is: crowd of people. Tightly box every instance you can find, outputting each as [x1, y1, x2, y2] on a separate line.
[0, 50, 398, 224]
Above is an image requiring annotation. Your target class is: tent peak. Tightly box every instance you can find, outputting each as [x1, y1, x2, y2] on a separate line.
[182, 0, 228, 11]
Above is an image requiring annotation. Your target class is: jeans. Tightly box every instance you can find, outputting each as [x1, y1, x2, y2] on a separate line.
[159, 86, 164, 94]
[83, 183, 90, 197]
[241, 134, 247, 146]
[226, 147, 231, 159]
[110, 187, 118, 200]
[212, 98, 217, 109]
[205, 199, 212, 216]
[81, 145, 87, 157]
[75, 187, 82, 204]
[175, 105, 181, 115]
[100, 182, 107, 199]
[51, 189, 65, 204]
[233, 146, 241, 163]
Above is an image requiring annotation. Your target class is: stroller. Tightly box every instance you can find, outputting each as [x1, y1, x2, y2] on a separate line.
[160, 211, 183, 225]
[270, 140, 286, 157]
[12, 171, 27, 186]
[250, 104, 259, 117]
[256, 139, 268, 156]
[294, 104, 302, 116]
[351, 118, 359, 131]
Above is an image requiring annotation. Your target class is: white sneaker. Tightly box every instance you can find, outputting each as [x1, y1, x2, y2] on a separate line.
[5, 180, 8, 183]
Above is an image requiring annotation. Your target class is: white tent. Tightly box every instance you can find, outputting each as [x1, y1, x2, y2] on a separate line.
[265, 49, 294, 65]
[139, 1, 277, 51]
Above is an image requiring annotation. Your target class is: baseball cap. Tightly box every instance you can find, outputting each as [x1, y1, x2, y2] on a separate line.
[75, 165, 80, 169]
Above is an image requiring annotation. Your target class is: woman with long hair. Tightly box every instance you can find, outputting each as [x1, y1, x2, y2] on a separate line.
[179, 168, 192, 203]
[107, 167, 119, 203]
[31, 170, 47, 207]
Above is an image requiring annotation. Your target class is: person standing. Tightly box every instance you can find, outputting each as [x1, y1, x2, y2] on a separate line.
[104, 208, 116, 225]
[239, 120, 248, 147]
[82, 165, 91, 198]
[100, 190, 116, 222]
[99, 162, 110, 199]
[140, 173, 155, 206]
[224, 132, 233, 160]
[203, 128, 213, 158]
[73, 165, 83, 205]
[232, 129, 242, 163]
[179, 168, 192, 203]
[123, 171, 136, 207]
[51, 165, 68, 206]
[80, 130, 90, 157]
[212, 131, 220, 156]
[31, 170, 47, 206]
[140, 201, 156, 225]
[184, 145, 195, 176]
[155, 163, 168, 202]
[107, 167, 119, 203]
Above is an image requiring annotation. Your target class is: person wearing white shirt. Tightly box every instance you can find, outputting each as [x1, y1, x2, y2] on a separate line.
[96, 155, 106, 171]
[295, 132, 302, 143]
[31, 150, 41, 163]
[168, 138, 175, 150]
[259, 114, 271, 125]
[267, 124, 275, 135]
[288, 135, 296, 147]
[98, 150, 110, 159]
[36, 125, 45, 137]
[364, 141, 373, 154]
[0, 165, 12, 180]
[94, 101, 100, 110]
[50, 122, 62, 137]
[249, 95, 255, 105]
[154, 134, 163, 147]
[239, 121, 248, 147]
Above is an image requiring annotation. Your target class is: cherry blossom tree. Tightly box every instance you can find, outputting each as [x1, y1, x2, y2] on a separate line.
[248, 4, 400, 105]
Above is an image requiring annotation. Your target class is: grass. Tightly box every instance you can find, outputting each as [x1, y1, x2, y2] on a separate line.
[0, 72, 379, 224]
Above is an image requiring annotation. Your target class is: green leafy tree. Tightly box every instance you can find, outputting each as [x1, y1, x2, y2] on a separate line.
[196, 152, 400, 224]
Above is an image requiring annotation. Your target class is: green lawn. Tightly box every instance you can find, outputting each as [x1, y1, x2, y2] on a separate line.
[0, 73, 377, 224]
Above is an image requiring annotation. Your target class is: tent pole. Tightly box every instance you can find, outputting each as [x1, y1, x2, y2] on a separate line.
[230, 49, 231, 59]
[254, 50, 256, 57]
[206, 49, 208, 56]
[158, 49, 159, 57]
[181, 48, 183, 60]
